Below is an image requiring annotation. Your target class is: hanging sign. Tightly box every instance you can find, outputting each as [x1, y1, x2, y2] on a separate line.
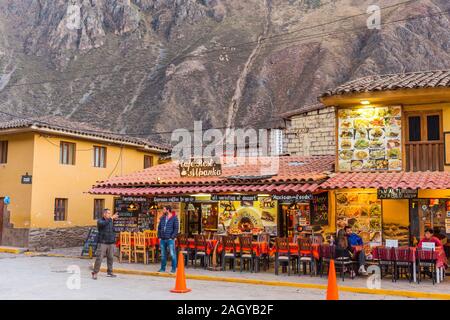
[21, 174, 32, 184]
[271, 194, 313, 202]
[153, 196, 196, 203]
[211, 194, 258, 202]
[179, 158, 222, 177]
[377, 188, 418, 199]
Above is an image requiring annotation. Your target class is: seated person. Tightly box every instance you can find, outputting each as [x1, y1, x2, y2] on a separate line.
[418, 228, 443, 248]
[344, 226, 368, 275]
[335, 236, 355, 278]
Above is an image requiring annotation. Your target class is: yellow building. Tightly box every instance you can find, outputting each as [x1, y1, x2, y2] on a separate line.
[320, 70, 450, 247]
[0, 116, 170, 249]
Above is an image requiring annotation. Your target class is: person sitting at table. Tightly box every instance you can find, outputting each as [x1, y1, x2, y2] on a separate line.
[417, 228, 443, 248]
[344, 226, 368, 275]
[335, 236, 356, 278]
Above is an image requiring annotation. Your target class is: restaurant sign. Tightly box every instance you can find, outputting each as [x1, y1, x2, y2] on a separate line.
[179, 158, 222, 177]
[271, 194, 313, 202]
[211, 194, 258, 202]
[377, 188, 418, 199]
[153, 196, 196, 203]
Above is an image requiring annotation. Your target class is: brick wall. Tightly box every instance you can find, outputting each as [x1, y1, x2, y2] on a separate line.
[283, 107, 336, 156]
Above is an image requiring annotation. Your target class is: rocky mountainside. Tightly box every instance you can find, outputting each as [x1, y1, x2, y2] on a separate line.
[0, 0, 449, 143]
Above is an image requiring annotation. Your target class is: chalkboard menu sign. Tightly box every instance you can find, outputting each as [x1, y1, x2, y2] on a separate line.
[377, 188, 418, 199]
[81, 227, 99, 256]
[311, 193, 329, 226]
[114, 197, 153, 232]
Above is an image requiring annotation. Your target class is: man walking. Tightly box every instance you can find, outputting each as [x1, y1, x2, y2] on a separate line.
[92, 208, 118, 280]
[157, 206, 179, 273]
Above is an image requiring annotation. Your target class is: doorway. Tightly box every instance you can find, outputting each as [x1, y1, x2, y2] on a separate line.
[410, 199, 449, 245]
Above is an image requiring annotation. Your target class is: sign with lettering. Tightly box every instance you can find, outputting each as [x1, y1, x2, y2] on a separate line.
[271, 194, 313, 202]
[21, 174, 32, 184]
[421, 242, 436, 250]
[153, 196, 196, 203]
[179, 158, 222, 177]
[385, 239, 399, 248]
[377, 188, 418, 199]
[211, 194, 258, 202]
[81, 228, 99, 256]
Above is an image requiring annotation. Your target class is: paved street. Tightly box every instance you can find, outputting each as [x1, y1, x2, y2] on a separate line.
[0, 253, 429, 300]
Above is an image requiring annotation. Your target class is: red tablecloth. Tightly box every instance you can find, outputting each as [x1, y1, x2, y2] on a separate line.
[270, 243, 320, 260]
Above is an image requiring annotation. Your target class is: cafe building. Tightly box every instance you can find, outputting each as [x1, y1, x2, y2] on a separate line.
[89, 156, 335, 239]
[319, 70, 450, 250]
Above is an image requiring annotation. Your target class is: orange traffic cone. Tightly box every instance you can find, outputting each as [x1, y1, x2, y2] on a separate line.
[326, 259, 339, 300]
[170, 251, 191, 293]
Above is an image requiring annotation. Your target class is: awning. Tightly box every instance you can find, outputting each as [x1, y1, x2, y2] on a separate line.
[90, 182, 321, 196]
[321, 171, 450, 190]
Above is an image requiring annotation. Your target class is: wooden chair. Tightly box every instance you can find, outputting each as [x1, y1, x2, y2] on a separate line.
[238, 235, 254, 273]
[319, 244, 336, 277]
[377, 246, 396, 282]
[298, 238, 314, 276]
[144, 230, 157, 263]
[393, 247, 413, 282]
[194, 234, 209, 269]
[177, 234, 191, 266]
[222, 236, 237, 272]
[274, 237, 297, 276]
[133, 232, 147, 264]
[256, 233, 271, 272]
[417, 248, 438, 285]
[119, 231, 132, 263]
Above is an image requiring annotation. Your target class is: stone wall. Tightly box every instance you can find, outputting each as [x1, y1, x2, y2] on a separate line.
[28, 226, 93, 251]
[1, 208, 29, 247]
[283, 107, 336, 156]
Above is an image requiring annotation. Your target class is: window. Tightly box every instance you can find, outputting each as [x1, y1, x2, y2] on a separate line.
[144, 155, 154, 169]
[0, 141, 7, 164]
[93, 146, 107, 168]
[54, 198, 68, 221]
[408, 116, 421, 142]
[93, 199, 105, 220]
[60, 142, 76, 165]
[427, 115, 440, 141]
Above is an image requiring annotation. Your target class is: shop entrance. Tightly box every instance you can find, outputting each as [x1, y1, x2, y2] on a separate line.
[279, 202, 311, 237]
[185, 202, 218, 237]
[410, 199, 449, 245]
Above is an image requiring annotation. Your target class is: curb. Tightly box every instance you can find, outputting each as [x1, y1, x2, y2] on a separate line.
[99, 266, 450, 300]
[24, 252, 92, 259]
[0, 247, 27, 254]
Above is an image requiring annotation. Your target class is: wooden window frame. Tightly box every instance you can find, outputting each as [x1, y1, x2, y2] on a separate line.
[54, 198, 68, 221]
[60, 141, 76, 165]
[404, 110, 443, 143]
[93, 146, 107, 168]
[0, 141, 8, 164]
[144, 155, 154, 169]
[93, 199, 105, 220]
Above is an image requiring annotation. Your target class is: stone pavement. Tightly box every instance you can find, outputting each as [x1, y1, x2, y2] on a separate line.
[0, 253, 424, 300]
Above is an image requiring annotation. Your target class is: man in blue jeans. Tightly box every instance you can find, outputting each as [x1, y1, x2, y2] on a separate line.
[157, 205, 179, 273]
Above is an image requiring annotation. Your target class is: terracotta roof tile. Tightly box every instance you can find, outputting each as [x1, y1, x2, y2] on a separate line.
[0, 116, 171, 152]
[92, 155, 335, 189]
[322, 70, 450, 97]
[321, 171, 450, 190]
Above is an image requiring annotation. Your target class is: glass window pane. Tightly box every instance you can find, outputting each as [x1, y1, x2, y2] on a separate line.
[427, 115, 440, 141]
[408, 116, 421, 141]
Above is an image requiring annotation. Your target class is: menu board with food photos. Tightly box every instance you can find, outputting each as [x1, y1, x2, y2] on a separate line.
[337, 106, 402, 172]
[335, 192, 382, 245]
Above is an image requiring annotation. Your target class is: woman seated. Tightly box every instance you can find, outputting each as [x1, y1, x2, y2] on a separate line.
[418, 228, 443, 248]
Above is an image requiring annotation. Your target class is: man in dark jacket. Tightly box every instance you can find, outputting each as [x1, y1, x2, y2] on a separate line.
[157, 205, 179, 273]
[92, 209, 118, 280]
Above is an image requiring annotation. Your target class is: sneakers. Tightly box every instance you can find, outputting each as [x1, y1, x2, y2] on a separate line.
[91, 272, 97, 280]
[157, 269, 166, 273]
[106, 273, 117, 278]
[359, 265, 368, 276]
[170, 269, 176, 274]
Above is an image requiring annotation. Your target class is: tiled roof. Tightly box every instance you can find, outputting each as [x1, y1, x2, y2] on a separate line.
[279, 103, 328, 119]
[322, 70, 450, 97]
[0, 116, 171, 152]
[92, 155, 335, 188]
[321, 171, 450, 190]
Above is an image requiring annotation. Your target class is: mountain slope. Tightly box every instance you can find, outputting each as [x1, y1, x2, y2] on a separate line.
[0, 0, 449, 142]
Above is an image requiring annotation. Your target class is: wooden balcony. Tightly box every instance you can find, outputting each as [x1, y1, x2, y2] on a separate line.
[405, 141, 444, 172]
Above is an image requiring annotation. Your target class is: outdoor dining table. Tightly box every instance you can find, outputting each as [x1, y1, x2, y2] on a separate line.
[354, 245, 448, 283]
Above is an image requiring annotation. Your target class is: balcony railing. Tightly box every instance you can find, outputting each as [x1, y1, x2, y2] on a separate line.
[405, 141, 444, 172]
